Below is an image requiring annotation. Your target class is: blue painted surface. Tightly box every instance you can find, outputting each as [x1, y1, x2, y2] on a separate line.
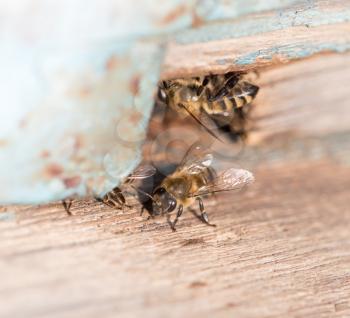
[0, 211, 16, 222]
[176, 3, 350, 44]
[196, 0, 305, 22]
[2, 0, 349, 203]
[234, 43, 350, 65]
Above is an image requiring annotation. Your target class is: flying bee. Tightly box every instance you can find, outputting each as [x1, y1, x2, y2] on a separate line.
[148, 143, 255, 231]
[62, 165, 156, 214]
[158, 72, 259, 141]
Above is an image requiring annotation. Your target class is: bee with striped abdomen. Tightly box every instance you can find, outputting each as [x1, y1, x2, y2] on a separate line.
[62, 165, 156, 214]
[158, 72, 259, 141]
[99, 165, 156, 210]
[149, 143, 254, 231]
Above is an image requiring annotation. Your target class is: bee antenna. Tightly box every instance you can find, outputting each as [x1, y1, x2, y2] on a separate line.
[179, 103, 224, 143]
[130, 185, 155, 202]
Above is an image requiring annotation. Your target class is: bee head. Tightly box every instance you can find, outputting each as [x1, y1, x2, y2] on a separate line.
[152, 187, 177, 215]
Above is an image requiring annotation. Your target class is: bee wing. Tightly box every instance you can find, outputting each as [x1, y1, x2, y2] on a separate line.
[126, 165, 156, 180]
[209, 81, 259, 107]
[190, 168, 254, 197]
[208, 72, 242, 102]
[177, 142, 214, 175]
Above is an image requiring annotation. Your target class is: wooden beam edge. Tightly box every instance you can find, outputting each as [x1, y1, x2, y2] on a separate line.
[161, 22, 350, 79]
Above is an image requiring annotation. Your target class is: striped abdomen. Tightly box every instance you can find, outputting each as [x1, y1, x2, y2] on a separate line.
[202, 81, 259, 116]
[102, 186, 126, 208]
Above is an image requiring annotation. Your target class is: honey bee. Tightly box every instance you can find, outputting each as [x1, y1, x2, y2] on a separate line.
[149, 143, 255, 231]
[158, 72, 259, 141]
[62, 165, 156, 214]
[98, 165, 156, 209]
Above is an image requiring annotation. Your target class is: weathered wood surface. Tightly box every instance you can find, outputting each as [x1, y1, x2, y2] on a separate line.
[1, 160, 350, 318]
[2, 48, 350, 316]
[162, 0, 350, 78]
[1, 1, 350, 316]
[249, 52, 350, 144]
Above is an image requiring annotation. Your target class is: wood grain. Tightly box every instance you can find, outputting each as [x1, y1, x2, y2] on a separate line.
[163, 23, 350, 78]
[1, 1, 350, 316]
[162, 1, 350, 79]
[248, 52, 350, 144]
[1, 160, 350, 318]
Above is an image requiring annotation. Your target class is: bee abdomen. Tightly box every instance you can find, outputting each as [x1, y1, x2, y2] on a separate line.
[103, 187, 125, 208]
[203, 100, 228, 115]
[202, 81, 259, 114]
[231, 82, 259, 108]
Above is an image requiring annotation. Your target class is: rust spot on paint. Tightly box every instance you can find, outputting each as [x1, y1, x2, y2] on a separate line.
[106, 56, 120, 71]
[63, 176, 81, 188]
[159, 4, 188, 25]
[40, 150, 51, 158]
[191, 11, 204, 28]
[69, 85, 91, 99]
[189, 281, 207, 289]
[128, 111, 143, 125]
[45, 163, 64, 177]
[78, 86, 91, 98]
[19, 118, 28, 129]
[129, 75, 141, 96]
[73, 134, 84, 151]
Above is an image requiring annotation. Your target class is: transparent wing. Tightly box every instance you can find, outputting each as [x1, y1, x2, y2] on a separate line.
[177, 142, 214, 175]
[126, 165, 156, 180]
[208, 72, 242, 102]
[190, 168, 254, 197]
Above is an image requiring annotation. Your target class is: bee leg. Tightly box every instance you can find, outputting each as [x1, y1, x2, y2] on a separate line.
[121, 200, 132, 213]
[99, 199, 122, 210]
[172, 205, 183, 230]
[146, 214, 155, 221]
[167, 205, 183, 232]
[140, 206, 145, 216]
[62, 199, 73, 216]
[197, 197, 216, 227]
[166, 213, 175, 232]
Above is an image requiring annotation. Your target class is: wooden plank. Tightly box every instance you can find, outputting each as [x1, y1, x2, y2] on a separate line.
[1, 2, 350, 317]
[162, 0, 350, 78]
[249, 51, 350, 144]
[1, 160, 350, 318]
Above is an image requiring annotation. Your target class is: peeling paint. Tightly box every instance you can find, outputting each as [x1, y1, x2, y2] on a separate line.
[0, 6, 164, 204]
[235, 43, 350, 65]
[176, 1, 350, 44]
[195, 0, 305, 23]
[0, 211, 16, 222]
